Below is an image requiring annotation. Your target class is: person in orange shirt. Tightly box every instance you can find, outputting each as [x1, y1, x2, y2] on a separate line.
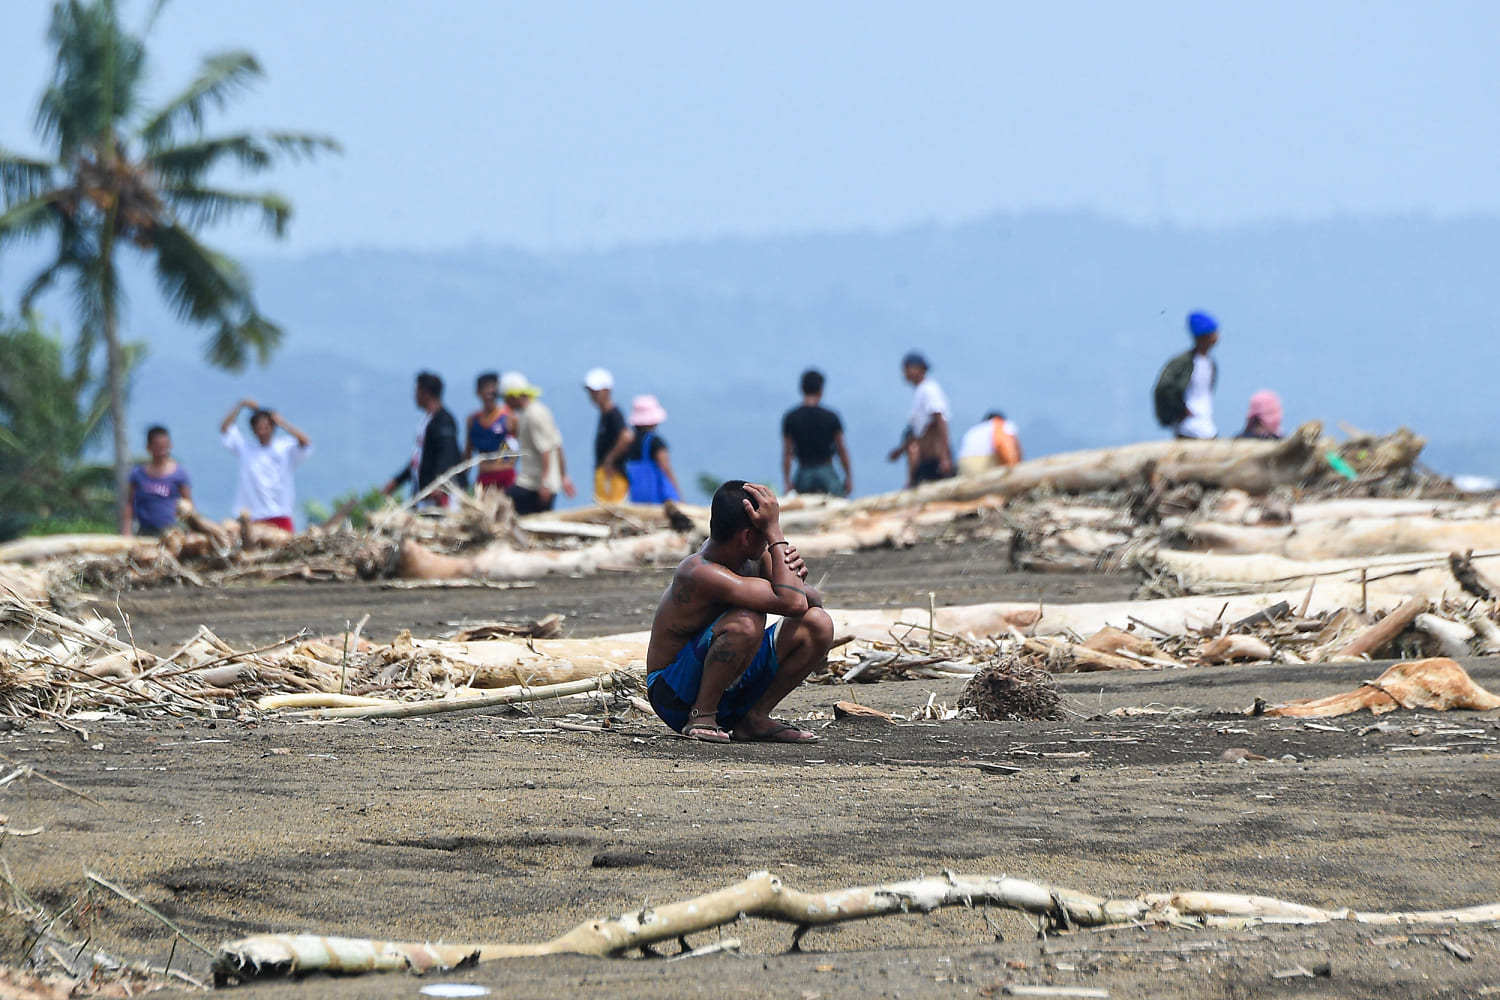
[956, 410, 1023, 476]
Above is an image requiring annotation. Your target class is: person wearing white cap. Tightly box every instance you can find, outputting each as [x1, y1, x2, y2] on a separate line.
[584, 367, 633, 503]
[623, 394, 681, 503]
[500, 372, 575, 514]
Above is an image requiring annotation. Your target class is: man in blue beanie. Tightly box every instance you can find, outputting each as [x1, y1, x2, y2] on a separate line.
[1152, 312, 1220, 439]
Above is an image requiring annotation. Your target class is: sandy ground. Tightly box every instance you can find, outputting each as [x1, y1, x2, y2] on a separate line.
[6, 545, 1500, 998]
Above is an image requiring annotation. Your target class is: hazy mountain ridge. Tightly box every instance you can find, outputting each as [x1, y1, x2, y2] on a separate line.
[6, 212, 1497, 521]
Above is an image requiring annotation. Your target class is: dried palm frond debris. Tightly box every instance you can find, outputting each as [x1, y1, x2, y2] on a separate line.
[0, 594, 634, 722]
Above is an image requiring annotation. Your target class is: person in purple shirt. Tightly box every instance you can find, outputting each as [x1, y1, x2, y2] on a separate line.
[123, 425, 192, 537]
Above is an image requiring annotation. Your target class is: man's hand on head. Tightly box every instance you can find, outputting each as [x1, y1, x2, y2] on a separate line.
[741, 483, 781, 535]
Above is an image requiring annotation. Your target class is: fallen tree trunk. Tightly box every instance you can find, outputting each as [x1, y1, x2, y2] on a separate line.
[1176, 517, 1500, 561]
[849, 422, 1326, 513]
[214, 868, 1500, 981]
[1145, 548, 1500, 596]
[396, 532, 696, 581]
[829, 584, 1377, 643]
[401, 635, 647, 688]
[0, 564, 50, 604]
[0, 534, 153, 564]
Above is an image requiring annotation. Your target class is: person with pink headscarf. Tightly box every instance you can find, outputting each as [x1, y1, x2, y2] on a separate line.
[1239, 390, 1284, 440]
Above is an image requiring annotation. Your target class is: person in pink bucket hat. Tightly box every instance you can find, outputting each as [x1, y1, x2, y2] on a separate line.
[624, 394, 681, 503]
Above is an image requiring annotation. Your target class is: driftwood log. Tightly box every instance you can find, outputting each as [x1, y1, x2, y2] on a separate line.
[1174, 516, 1500, 561]
[214, 868, 1500, 982]
[396, 533, 696, 581]
[1257, 658, 1500, 717]
[849, 422, 1327, 513]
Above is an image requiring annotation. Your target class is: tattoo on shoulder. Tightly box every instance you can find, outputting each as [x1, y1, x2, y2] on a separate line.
[673, 573, 698, 606]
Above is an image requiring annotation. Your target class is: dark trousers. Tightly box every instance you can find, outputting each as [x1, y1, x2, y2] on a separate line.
[506, 484, 555, 515]
[912, 459, 953, 486]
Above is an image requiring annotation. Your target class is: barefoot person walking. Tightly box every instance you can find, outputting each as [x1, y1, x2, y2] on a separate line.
[646, 481, 833, 743]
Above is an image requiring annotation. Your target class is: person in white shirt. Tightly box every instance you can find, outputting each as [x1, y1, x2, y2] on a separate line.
[957, 411, 1024, 476]
[886, 351, 954, 487]
[1176, 312, 1219, 439]
[219, 398, 312, 532]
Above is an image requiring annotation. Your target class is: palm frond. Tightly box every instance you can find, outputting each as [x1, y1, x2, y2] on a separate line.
[147, 130, 339, 183]
[0, 147, 59, 204]
[205, 310, 281, 371]
[141, 0, 170, 34]
[149, 223, 282, 370]
[37, 0, 145, 158]
[162, 186, 290, 237]
[0, 196, 61, 256]
[139, 50, 262, 150]
[264, 131, 342, 159]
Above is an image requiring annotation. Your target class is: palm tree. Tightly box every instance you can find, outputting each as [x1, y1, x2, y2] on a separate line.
[0, 0, 338, 526]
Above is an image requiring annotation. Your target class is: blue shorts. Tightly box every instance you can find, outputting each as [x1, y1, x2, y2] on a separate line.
[647, 616, 782, 732]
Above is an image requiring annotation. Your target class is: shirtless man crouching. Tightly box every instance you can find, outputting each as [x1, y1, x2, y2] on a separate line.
[646, 480, 833, 743]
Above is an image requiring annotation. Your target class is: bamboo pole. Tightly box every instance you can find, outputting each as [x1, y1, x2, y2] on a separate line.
[278, 674, 620, 720]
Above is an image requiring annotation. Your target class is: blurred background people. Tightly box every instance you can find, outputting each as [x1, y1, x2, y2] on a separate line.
[1239, 389, 1284, 440]
[585, 367, 633, 503]
[383, 372, 465, 507]
[957, 410, 1023, 476]
[782, 368, 852, 496]
[220, 397, 312, 531]
[504, 372, 575, 514]
[123, 425, 190, 537]
[624, 394, 681, 503]
[466, 371, 517, 493]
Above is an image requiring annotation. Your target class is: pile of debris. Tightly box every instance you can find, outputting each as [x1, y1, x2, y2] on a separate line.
[0, 594, 636, 723]
[0, 421, 1457, 599]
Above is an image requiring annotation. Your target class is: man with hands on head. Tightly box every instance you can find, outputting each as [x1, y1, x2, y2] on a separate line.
[219, 398, 312, 532]
[646, 480, 833, 744]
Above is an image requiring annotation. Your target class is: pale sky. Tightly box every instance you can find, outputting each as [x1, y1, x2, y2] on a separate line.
[2, 0, 1498, 253]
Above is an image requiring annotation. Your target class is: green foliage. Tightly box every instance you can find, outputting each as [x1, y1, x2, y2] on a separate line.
[0, 0, 339, 523]
[0, 311, 118, 541]
[695, 471, 722, 501]
[304, 486, 387, 530]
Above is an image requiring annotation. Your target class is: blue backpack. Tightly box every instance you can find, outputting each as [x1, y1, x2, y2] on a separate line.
[625, 432, 681, 504]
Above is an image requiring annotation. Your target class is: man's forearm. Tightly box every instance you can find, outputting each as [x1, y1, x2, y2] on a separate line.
[277, 417, 311, 448]
[604, 430, 633, 467]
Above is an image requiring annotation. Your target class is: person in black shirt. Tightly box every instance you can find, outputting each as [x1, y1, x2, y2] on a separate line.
[584, 367, 633, 502]
[781, 369, 853, 496]
[382, 371, 467, 507]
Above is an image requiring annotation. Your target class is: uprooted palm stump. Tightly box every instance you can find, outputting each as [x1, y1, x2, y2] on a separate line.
[957, 655, 1061, 719]
[1253, 657, 1500, 718]
[214, 869, 1500, 982]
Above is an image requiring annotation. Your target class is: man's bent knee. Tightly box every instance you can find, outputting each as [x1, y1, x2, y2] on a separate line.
[803, 607, 834, 649]
[784, 607, 834, 649]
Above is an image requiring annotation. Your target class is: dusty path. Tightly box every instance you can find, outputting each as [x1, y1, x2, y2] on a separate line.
[6, 550, 1500, 998]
